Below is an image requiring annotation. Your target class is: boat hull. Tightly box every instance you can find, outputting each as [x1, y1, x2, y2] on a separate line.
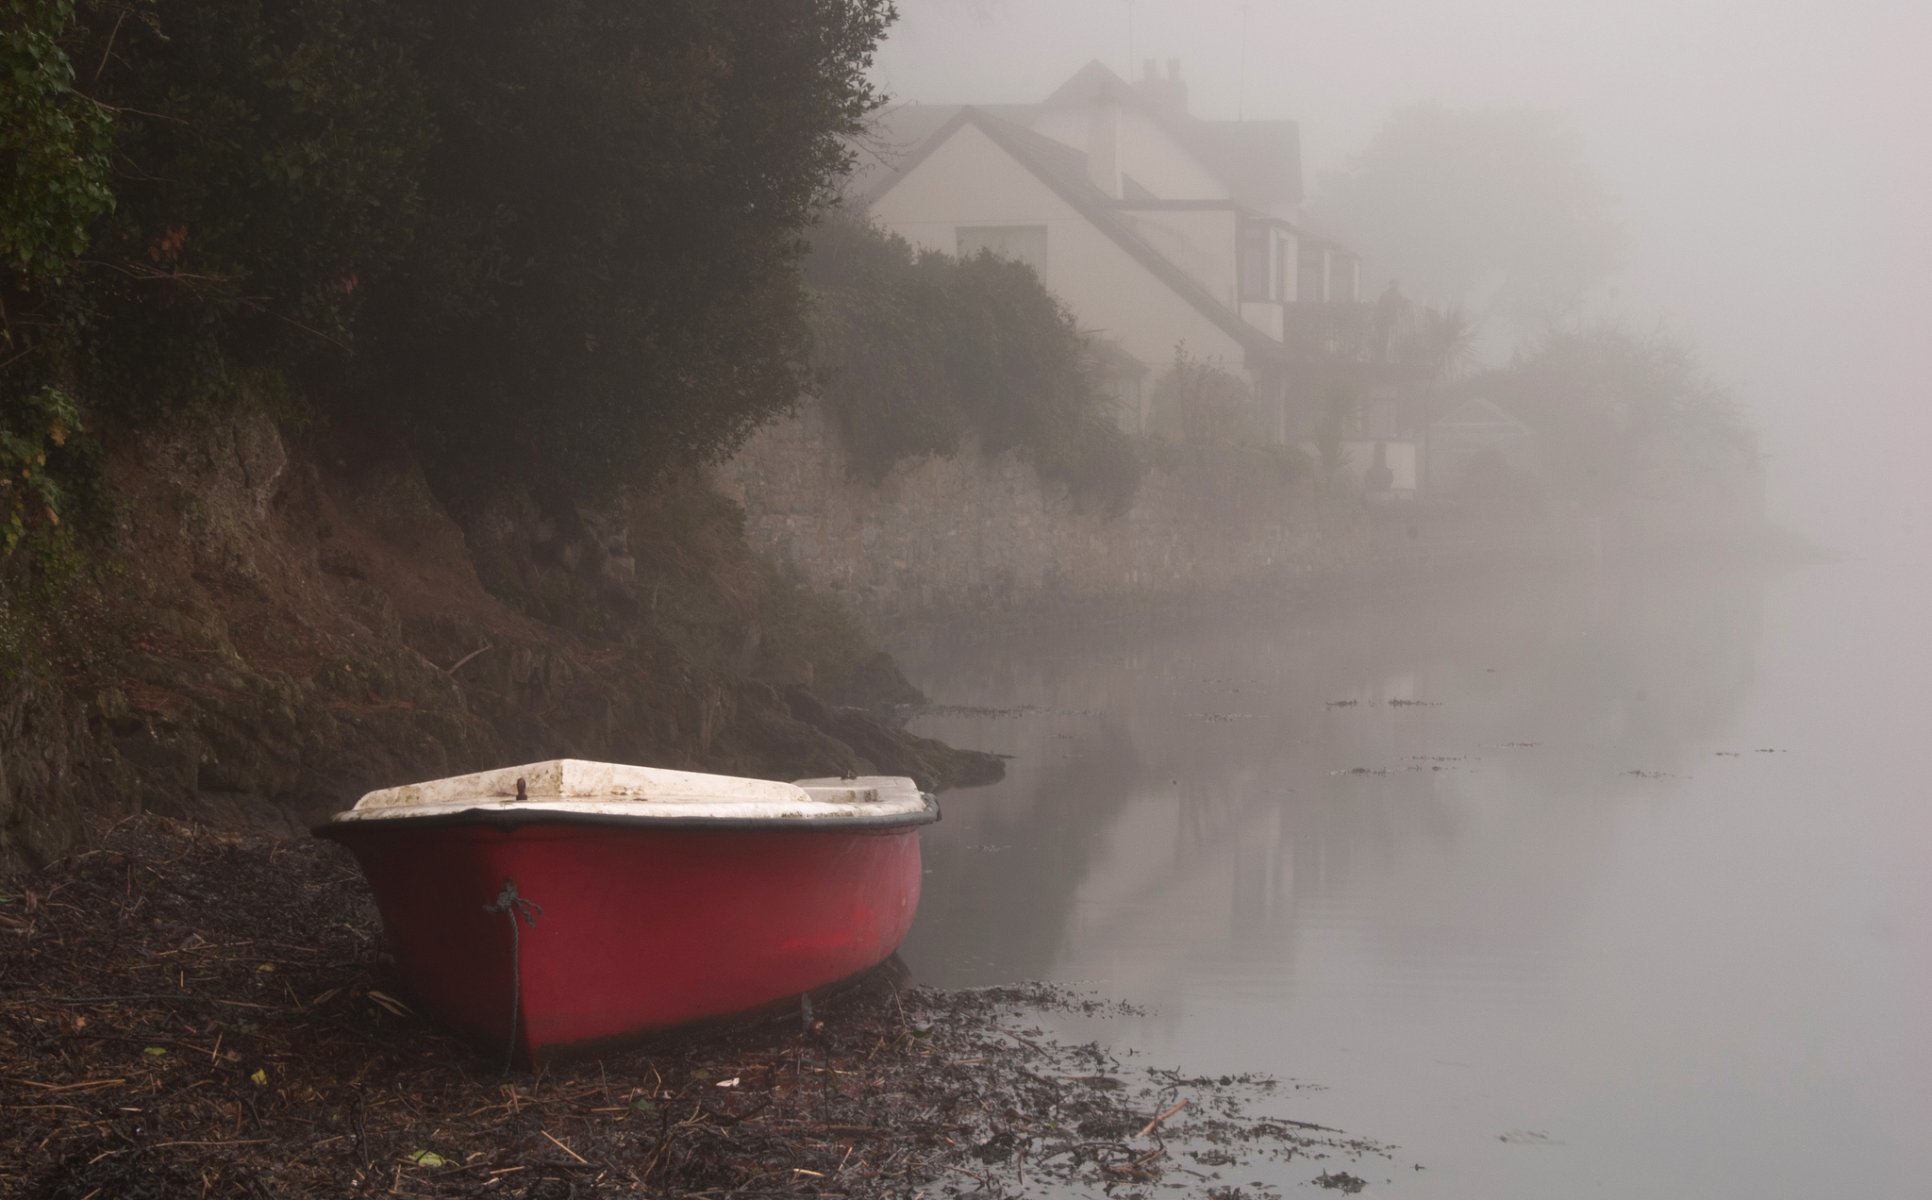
[322, 819, 923, 1064]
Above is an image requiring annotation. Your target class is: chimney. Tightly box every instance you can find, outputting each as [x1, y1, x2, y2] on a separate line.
[1133, 59, 1188, 116]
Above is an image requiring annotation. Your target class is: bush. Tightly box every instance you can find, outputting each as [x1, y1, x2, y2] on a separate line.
[0, 385, 83, 554]
[0, 0, 896, 527]
[806, 213, 1142, 515]
[0, 0, 113, 281]
[1146, 346, 1267, 447]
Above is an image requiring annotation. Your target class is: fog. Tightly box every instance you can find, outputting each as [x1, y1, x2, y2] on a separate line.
[870, 0, 1932, 555]
[860, 7, 1932, 1195]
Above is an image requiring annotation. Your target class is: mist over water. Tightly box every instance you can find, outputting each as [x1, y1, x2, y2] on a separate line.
[896, 560, 1932, 1196]
[871, 0, 1932, 556]
[855, 4, 1932, 1193]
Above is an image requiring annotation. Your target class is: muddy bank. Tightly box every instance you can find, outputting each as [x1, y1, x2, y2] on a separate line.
[0, 817, 1393, 1198]
[0, 408, 1000, 872]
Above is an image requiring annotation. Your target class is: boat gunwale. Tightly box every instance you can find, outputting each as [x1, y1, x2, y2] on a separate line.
[312, 795, 940, 840]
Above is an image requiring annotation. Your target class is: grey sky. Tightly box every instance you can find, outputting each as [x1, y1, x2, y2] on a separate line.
[869, 0, 1932, 548]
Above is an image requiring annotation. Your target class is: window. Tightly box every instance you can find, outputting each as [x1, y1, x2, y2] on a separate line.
[956, 225, 1048, 276]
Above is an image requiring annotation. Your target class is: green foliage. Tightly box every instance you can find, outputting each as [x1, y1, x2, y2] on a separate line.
[353, 0, 896, 500]
[806, 213, 1142, 516]
[3, 0, 437, 422]
[0, 0, 896, 515]
[0, 0, 113, 279]
[0, 385, 81, 554]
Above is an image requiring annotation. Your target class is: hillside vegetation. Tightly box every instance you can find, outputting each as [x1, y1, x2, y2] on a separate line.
[4, 0, 894, 514]
[0, 1, 1021, 869]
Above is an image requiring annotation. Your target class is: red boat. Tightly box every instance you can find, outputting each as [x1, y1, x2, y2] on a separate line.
[315, 759, 937, 1065]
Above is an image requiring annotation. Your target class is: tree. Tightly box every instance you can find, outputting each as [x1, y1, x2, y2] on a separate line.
[1395, 303, 1479, 381]
[1480, 322, 1754, 504]
[1310, 105, 1622, 326]
[351, 0, 896, 501]
[2, 0, 898, 521]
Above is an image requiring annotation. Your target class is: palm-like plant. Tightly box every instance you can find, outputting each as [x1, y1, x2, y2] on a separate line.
[1401, 304, 1479, 381]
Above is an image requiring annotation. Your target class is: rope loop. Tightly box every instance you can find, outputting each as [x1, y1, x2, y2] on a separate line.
[482, 878, 542, 1074]
[484, 880, 544, 926]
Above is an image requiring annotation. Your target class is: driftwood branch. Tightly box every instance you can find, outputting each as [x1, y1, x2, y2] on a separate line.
[1136, 1097, 1189, 1139]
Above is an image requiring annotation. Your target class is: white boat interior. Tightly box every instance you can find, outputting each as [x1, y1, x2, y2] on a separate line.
[324, 759, 933, 826]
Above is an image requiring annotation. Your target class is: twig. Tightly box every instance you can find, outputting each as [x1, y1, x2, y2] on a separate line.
[540, 1128, 588, 1165]
[93, 9, 129, 84]
[1136, 1098, 1189, 1139]
[5, 993, 284, 1011]
[445, 644, 493, 675]
[72, 93, 190, 123]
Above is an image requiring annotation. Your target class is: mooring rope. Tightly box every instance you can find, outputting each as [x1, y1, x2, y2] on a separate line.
[483, 879, 544, 1074]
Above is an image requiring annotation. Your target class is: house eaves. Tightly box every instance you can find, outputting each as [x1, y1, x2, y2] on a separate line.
[865, 107, 1289, 365]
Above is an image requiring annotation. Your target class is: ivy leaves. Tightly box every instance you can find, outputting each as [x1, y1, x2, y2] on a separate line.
[0, 0, 113, 280]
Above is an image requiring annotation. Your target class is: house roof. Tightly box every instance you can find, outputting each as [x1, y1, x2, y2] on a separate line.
[1038, 60, 1302, 209]
[856, 60, 1304, 211]
[1432, 396, 1536, 434]
[842, 102, 1034, 199]
[865, 106, 1289, 364]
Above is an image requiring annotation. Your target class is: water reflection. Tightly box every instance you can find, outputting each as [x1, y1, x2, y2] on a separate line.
[901, 568, 1765, 1001]
[887, 563, 1932, 1198]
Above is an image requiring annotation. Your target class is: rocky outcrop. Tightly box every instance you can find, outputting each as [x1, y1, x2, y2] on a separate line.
[0, 409, 997, 871]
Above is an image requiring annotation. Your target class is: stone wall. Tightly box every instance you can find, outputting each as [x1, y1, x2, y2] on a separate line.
[713, 401, 1378, 622]
[713, 402, 1783, 631]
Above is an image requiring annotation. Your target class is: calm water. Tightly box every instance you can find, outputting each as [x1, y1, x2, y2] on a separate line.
[895, 556, 1932, 1198]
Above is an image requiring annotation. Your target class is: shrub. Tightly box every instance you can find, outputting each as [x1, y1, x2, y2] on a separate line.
[1, 0, 896, 517]
[1146, 346, 1267, 447]
[806, 213, 1142, 515]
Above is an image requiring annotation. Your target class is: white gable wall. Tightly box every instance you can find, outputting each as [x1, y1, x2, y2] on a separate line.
[870, 123, 1079, 245]
[1028, 106, 1227, 201]
[1117, 107, 1228, 199]
[1118, 208, 1238, 306]
[869, 123, 1249, 384]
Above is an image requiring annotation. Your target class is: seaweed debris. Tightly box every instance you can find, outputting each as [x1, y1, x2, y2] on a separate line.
[1, 817, 1388, 1198]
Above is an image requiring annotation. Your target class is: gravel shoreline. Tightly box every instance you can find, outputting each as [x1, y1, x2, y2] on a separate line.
[1, 817, 1390, 1198]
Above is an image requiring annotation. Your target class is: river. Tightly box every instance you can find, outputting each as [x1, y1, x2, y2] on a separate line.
[894, 554, 1931, 1198]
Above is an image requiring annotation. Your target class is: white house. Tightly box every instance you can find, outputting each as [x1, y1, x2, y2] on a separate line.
[855, 60, 1383, 454]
